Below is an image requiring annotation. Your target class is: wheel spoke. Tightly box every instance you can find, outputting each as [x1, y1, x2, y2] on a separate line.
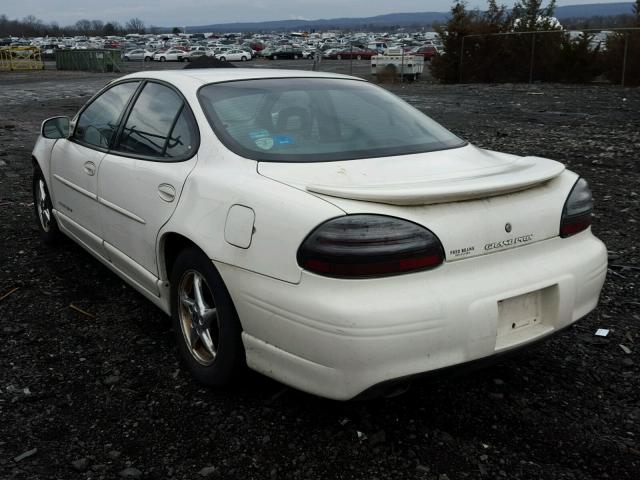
[39, 181, 47, 203]
[193, 273, 207, 314]
[202, 307, 217, 328]
[180, 294, 195, 310]
[200, 329, 217, 357]
[188, 322, 200, 348]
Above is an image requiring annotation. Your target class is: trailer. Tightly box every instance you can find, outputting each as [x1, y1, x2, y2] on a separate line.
[371, 49, 424, 81]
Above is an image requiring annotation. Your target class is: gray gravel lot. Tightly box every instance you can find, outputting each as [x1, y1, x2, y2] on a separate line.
[0, 60, 639, 480]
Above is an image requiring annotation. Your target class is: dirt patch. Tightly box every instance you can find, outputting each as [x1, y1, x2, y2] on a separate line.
[0, 66, 638, 480]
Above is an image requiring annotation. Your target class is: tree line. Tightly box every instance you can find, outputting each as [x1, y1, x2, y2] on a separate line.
[431, 0, 640, 85]
[0, 14, 158, 37]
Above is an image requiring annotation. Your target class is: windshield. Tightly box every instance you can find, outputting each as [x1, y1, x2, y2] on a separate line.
[198, 78, 466, 162]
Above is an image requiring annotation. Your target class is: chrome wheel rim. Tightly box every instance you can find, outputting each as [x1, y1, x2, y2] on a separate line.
[36, 178, 51, 232]
[178, 270, 219, 366]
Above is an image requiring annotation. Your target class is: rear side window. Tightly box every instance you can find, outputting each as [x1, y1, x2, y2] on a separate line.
[74, 81, 139, 149]
[117, 82, 196, 160]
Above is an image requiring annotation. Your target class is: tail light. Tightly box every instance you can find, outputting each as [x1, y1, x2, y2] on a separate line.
[560, 178, 593, 237]
[297, 215, 444, 278]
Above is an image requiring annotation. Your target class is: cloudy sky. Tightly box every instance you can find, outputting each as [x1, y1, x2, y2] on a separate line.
[1, 0, 629, 27]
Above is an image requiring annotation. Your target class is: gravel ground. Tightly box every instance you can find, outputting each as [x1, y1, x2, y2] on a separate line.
[0, 60, 639, 480]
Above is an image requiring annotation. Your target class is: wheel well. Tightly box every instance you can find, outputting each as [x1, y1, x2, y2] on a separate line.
[161, 233, 202, 281]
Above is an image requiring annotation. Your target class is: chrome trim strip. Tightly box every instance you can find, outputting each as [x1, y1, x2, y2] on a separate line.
[53, 174, 98, 201]
[98, 197, 146, 224]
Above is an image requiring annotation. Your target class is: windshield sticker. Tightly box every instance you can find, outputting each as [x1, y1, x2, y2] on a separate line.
[255, 137, 275, 150]
[249, 129, 270, 140]
[273, 135, 295, 146]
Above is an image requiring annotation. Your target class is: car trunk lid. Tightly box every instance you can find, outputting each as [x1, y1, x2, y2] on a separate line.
[258, 145, 573, 261]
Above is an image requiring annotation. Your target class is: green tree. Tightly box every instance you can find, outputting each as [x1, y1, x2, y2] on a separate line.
[431, 1, 477, 83]
[172, 27, 182, 34]
[511, 0, 558, 30]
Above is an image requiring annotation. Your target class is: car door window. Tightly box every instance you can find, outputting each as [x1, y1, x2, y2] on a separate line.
[117, 82, 196, 160]
[74, 81, 139, 149]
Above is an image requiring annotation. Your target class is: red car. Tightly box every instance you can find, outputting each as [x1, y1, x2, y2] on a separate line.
[330, 47, 378, 60]
[411, 45, 439, 60]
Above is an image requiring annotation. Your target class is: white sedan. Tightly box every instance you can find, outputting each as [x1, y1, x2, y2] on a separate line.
[153, 49, 186, 62]
[32, 70, 607, 400]
[123, 49, 155, 62]
[215, 49, 251, 62]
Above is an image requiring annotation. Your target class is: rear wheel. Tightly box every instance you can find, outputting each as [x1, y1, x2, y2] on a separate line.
[170, 247, 245, 387]
[337, 54, 342, 60]
[160, 56, 166, 62]
[219, 56, 226, 62]
[272, 55, 278, 60]
[144, 56, 151, 62]
[241, 56, 247, 61]
[356, 55, 362, 60]
[33, 166, 63, 244]
[293, 54, 299, 59]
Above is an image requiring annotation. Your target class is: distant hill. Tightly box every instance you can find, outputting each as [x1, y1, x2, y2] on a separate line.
[180, 3, 635, 33]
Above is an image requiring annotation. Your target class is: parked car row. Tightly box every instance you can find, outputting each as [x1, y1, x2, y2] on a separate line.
[123, 47, 253, 62]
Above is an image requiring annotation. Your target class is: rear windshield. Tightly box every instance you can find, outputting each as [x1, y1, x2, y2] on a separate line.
[198, 78, 465, 162]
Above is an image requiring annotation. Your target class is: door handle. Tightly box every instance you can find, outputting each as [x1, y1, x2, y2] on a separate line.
[157, 183, 176, 202]
[83, 161, 96, 176]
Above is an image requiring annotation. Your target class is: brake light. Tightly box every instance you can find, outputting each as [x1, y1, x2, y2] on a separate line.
[297, 215, 444, 278]
[560, 178, 593, 237]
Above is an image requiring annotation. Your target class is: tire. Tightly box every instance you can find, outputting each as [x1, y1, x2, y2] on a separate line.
[272, 55, 278, 60]
[160, 57, 166, 62]
[144, 56, 151, 62]
[219, 56, 226, 62]
[356, 55, 362, 60]
[124, 56, 130, 61]
[293, 54, 298, 59]
[337, 55, 342, 60]
[33, 166, 63, 245]
[241, 56, 247, 61]
[170, 246, 245, 387]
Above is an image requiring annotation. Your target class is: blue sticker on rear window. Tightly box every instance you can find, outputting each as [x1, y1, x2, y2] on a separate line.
[273, 135, 295, 146]
[249, 129, 270, 140]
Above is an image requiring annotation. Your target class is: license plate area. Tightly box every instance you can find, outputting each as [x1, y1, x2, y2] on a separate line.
[496, 285, 558, 350]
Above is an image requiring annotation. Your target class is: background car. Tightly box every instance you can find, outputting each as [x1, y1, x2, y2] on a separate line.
[265, 46, 302, 60]
[329, 47, 378, 60]
[216, 49, 251, 62]
[411, 45, 439, 60]
[123, 49, 154, 62]
[153, 48, 186, 62]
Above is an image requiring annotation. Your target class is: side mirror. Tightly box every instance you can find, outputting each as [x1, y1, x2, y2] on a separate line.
[42, 116, 70, 139]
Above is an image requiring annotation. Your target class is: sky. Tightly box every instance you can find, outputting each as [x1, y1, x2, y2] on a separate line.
[0, 0, 630, 27]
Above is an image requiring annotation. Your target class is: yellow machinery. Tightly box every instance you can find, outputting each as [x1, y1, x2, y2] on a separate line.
[0, 46, 44, 71]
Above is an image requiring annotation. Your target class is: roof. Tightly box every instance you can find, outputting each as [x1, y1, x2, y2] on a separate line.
[122, 68, 360, 85]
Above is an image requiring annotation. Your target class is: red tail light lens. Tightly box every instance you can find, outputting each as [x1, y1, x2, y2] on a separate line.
[560, 178, 593, 238]
[297, 215, 444, 278]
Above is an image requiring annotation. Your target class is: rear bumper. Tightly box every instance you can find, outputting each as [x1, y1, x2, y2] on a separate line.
[216, 231, 607, 400]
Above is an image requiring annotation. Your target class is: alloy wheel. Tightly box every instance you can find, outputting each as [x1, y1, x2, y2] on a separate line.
[178, 270, 220, 366]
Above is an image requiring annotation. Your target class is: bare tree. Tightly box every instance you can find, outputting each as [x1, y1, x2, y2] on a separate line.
[75, 19, 92, 35]
[91, 20, 104, 35]
[125, 18, 146, 34]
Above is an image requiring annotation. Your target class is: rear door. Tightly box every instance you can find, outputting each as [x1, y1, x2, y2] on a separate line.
[97, 81, 199, 293]
[50, 80, 140, 256]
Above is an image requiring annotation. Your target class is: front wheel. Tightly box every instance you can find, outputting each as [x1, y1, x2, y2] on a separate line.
[272, 55, 278, 60]
[241, 56, 247, 61]
[144, 56, 151, 62]
[170, 247, 245, 387]
[160, 57, 166, 62]
[356, 55, 362, 60]
[33, 167, 63, 244]
[219, 56, 226, 62]
[293, 54, 298, 59]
